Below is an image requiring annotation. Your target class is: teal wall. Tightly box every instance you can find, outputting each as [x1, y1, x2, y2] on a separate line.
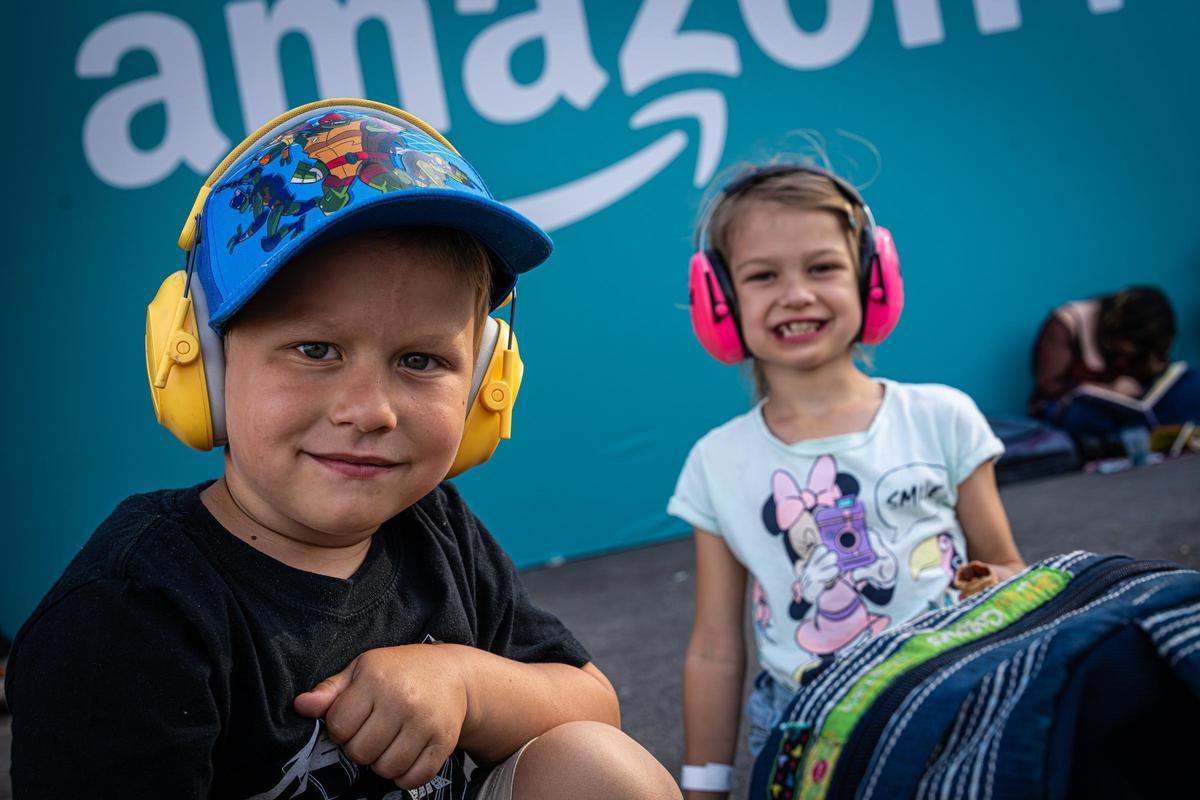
[3, 1, 1198, 636]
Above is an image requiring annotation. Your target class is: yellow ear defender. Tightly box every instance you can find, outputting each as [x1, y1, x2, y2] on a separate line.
[146, 99, 525, 477]
[447, 312, 523, 478]
[145, 263, 225, 451]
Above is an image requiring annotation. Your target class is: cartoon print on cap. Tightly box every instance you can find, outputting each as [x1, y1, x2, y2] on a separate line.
[215, 166, 319, 254]
[220, 111, 479, 253]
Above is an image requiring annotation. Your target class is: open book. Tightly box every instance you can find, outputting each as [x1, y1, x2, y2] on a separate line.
[1067, 361, 1187, 427]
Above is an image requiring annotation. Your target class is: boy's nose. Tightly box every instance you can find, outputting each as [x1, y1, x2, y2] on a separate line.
[329, 368, 399, 434]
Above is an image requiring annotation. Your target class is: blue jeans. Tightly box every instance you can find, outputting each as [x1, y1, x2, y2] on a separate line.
[746, 672, 795, 757]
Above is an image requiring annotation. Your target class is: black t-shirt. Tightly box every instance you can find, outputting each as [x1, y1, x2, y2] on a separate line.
[6, 481, 590, 799]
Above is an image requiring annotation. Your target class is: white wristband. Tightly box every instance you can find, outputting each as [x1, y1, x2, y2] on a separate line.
[680, 762, 734, 792]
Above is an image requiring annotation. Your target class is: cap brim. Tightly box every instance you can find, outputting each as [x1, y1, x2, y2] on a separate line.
[205, 188, 551, 330]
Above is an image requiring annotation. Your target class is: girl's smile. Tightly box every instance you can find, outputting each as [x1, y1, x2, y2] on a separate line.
[728, 200, 862, 370]
[772, 318, 828, 342]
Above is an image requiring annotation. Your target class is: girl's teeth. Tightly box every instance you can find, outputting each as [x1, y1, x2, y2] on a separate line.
[778, 321, 820, 335]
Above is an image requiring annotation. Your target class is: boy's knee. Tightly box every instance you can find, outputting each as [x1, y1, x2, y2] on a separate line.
[515, 721, 681, 800]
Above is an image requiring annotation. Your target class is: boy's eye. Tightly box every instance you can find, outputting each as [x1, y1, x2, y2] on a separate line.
[400, 353, 440, 372]
[296, 343, 337, 360]
[811, 263, 841, 274]
[745, 271, 774, 283]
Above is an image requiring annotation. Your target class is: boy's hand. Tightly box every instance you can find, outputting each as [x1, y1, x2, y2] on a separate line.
[294, 644, 468, 789]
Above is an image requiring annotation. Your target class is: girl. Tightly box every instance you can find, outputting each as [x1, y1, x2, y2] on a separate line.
[668, 165, 1024, 798]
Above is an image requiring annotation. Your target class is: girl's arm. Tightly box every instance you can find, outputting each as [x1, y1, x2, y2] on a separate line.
[956, 459, 1025, 580]
[683, 527, 748, 800]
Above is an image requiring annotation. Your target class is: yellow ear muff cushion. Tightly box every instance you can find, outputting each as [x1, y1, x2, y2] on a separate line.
[446, 318, 523, 478]
[145, 271, 215, 451]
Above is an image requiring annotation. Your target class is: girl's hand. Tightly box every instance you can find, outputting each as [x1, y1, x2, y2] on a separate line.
[953, 560, 1001, 599]
[293, 644, 467, 789]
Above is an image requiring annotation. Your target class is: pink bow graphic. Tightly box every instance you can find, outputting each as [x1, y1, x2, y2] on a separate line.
[773, 456, 842, 531]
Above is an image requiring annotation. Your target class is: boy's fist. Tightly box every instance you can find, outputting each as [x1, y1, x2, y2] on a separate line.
[294, 644, 468, 790]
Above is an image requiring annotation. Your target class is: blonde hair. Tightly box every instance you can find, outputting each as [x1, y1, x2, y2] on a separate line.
[703, 168, 870, 398]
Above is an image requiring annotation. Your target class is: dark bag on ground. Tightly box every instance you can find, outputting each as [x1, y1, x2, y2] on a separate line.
[987, 415, 1079, 484]
[748, 552, 1200, 800]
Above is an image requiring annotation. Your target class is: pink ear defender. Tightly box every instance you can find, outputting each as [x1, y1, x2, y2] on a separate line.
[688, 165, 905, 361]
[859, 224, 903, 345]
[688, 250, 748, 364]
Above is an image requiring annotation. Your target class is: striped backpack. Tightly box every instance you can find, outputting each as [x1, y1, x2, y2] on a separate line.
[748, 552, 1200, 800]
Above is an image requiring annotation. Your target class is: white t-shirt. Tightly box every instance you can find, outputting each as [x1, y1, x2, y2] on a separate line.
[668, 379, 1003, 690]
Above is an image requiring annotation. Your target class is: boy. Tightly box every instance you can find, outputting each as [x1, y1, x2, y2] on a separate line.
[6, 101, 681, 800]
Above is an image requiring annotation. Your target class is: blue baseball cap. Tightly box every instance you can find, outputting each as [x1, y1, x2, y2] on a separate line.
[182, 100, 552, 331]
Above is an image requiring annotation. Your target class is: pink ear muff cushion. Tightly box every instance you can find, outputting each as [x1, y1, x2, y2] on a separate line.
[860, 226, 903, 346]
[689, 251, 746, 364]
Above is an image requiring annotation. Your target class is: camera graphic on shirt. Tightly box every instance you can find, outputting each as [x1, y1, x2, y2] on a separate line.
[814, 496, 878, 572]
